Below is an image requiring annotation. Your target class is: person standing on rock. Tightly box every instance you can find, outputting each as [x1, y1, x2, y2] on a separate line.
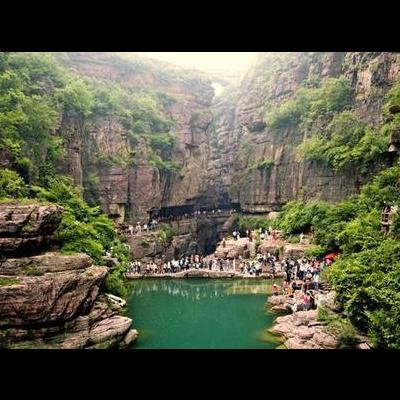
[283, 280, 289, 295]
[303, 293, 310, 311]
[309, 291, 316, 309]
[313, 273, 319, 290]
[273, 283, 279, 296]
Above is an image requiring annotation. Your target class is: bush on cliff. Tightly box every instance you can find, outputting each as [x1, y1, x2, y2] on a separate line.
[30, 176, 116, 264]
[265, 77, 352, 129]
[0, 168, 26, 198]
[275, 200, 330, 236]
[298, 111, 388, 172]
[326, 239, 400, 349]
[237, 216, 271, 231]
[104, 270, 128, 298]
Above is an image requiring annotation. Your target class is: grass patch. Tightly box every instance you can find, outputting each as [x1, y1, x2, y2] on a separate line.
[0, 277, 21, 286]
[140, 240, 150, 248]
[23, 265, 44, 276]
[317, 306, 358, 348]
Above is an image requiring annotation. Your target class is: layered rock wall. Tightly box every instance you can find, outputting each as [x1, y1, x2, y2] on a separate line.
[0, 203, 137, 349]
[203, 52, 400, 212]
[58, 52, 400, 219]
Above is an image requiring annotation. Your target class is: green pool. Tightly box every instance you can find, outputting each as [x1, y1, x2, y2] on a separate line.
[127, 278, 282, 349]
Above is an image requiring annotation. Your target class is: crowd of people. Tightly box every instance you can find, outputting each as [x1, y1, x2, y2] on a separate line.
[231, 227, 282, 242]
[118, 219, 160, 236]
[270, 255, 334, 313]
[125, 248, 332, 279]
[126, 254, 234, 275]
[118, 209, 239, 236]
[157, 208, 237, 223]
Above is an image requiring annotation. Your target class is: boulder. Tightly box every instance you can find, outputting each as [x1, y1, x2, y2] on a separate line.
[318, 291, 338, 311]
[283, 243, 317, 259]
[268, 295, 286, 306]
[214, 238, 250, 259]
[0, 203, 63, 256]
[258, 239, 285, 255]
[295, 325, 315, 340]
[0, 266, 107, 327]
[0, 252, 92, 275]
[0, 203, 63, 237]
[312, 328, 340, 348]
[292, 310, 319, 326]
[271, 304, 291, 313]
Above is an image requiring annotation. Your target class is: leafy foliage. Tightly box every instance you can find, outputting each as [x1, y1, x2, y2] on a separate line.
[0, 277, 21, 286]
[275, 166, 400, 348]
[317, 306, 358, 348]
[298, 111, 388, 172]
[148, 153, 182, 173]
[0, 168, 25, 198]
[275, 200, 330, 235]
[152, 223, 178, 246]
[266, 77, 353, 129]
[249, 159, 274, 171]
[237, 216, 271, 231]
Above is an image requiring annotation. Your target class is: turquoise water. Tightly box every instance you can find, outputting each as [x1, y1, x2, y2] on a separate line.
[127, 278, 281, 349]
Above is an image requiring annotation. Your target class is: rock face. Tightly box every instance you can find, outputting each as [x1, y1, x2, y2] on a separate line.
[58, 52, 215, 221]
[0, 204, 137, 349]
[214, 238, 251, 259]
[127, 214, 235, 260]
[55, 52, 400, 221]
[0, 203, 64, 256]
[270, 309, 340, 349]
[202, 52, 400, 213]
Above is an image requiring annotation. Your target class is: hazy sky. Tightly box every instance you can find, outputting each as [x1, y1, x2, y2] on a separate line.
[134, 52, 259, 73]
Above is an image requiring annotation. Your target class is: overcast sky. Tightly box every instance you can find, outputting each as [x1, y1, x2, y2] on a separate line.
[134, 52, 259, 73]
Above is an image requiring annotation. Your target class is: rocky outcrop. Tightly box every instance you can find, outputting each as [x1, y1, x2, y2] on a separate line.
[214, 238, 251, 259]
[0, 252, 92, 275]
[0, 265, 107, 327]
[270, 309, 340, 349]
[0, 203, 63, 256]
[0, 203, 137, 349]
[127, 215, 234, 260]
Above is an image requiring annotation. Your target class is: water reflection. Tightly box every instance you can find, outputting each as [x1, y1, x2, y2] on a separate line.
[129, 279, 281, 301]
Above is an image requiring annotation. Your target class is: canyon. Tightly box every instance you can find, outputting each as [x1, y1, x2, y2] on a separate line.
[57, 52, 400, 221]
[2, 51, 400, 349]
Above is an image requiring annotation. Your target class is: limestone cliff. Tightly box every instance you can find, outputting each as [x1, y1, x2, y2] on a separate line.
[203, 52, 400, 213]
[57, 52, 400, 219]
[58, 52, 215, 221]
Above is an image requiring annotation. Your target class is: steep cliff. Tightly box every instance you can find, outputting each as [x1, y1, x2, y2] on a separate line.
[203, 52, 400, 213]
[57, 52, 215, 221]
[4, 52, 399, 222]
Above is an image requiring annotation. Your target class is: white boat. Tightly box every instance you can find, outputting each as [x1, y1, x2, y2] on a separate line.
[105, 293, 127, 308]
